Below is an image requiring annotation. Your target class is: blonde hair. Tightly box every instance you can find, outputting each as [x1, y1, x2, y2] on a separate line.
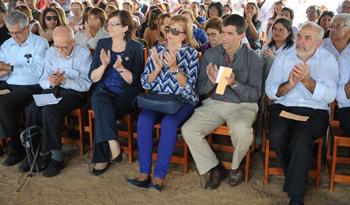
[180, 9, 195, 22]
[71, 1, 84, 11]
[123, 0, 134, 11]
[168, 15, 192, 45]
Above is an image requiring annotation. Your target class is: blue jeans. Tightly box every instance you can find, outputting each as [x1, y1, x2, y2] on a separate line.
[137, 103, 195, 179]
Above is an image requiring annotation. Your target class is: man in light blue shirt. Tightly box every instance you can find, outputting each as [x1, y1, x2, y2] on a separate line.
[19, 26, 92, 177]
[265, 22, 339, 205]
[0, 11, 49, 166]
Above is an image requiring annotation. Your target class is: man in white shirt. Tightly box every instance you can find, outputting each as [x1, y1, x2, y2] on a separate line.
[0, 11, 49, 166]
[19, 26, 92, 177]
[321, 13, 350, 59]
[265, 22, 339, 205]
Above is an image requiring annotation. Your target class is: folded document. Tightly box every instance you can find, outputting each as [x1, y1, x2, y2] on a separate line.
[33, 93, 62, 107]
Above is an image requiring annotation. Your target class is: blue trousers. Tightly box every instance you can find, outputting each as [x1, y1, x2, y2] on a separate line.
[137, 103, 195, 179]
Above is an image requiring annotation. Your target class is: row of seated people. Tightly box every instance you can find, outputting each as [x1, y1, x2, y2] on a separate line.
[0, 9, 349, 205]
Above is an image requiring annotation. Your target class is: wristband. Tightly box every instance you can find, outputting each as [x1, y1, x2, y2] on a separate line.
[118, 68, 126, 73]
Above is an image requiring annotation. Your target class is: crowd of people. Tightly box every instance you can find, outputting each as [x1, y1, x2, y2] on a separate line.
[0, 0, 350, 204]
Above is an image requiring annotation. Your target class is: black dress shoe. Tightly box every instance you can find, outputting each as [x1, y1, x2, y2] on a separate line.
[127, 177, 151, 188]
[148, 182, 163, 192]
[42, 159, 64, 178]
[289, 200, 304, 205]
[2, 149, 26, 166]
[112, 148, 124, 166]
[19, 153, 52, 173]
[91, 161, 110, 176]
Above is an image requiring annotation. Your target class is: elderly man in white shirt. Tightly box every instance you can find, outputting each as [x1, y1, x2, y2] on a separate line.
[265, 22, 339, 205]
[19, 26, 92, 178]
[321, 13, 350, 59]
[0, 11, 49, 166]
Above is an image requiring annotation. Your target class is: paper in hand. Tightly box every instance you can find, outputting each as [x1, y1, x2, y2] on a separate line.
[215, 66, 232, 95]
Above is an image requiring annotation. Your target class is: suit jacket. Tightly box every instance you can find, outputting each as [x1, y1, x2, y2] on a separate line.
[88, 37, 144, 103]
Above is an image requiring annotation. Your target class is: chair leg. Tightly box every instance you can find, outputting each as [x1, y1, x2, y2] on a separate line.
[326, 131, 333, 173]
[184, 142, 189, 174]
[330, 137, 338, 192]
[127, 116, 133, 163]
[78, 112, 85, 156]
[245, 150, 249, 183]
[89, 112, 94, 158]
[264, 140, 270, 185]
[316, 138, 322, 189]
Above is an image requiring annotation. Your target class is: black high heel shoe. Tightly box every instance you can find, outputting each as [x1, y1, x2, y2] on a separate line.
[112, 147, 124, 166]
[91, 161, 110, 176]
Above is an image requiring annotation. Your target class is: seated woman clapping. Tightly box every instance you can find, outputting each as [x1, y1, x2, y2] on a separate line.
[127, 15, 199, 192]
[88, 10, 144, 176]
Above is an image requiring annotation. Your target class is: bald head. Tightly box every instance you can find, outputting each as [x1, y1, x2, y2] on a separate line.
[53, 26, 74, 42]
[53, 26, 76, 57]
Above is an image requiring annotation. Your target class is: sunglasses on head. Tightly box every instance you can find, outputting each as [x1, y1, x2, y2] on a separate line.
[45, 16, 58, 21]
[165, 26, 185, 36]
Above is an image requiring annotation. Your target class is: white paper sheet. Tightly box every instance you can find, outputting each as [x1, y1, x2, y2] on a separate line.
[216, 66, 232, 85]
[33, 93, 62, 107]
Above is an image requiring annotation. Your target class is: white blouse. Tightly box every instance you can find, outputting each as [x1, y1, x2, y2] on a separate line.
[74, 27, 109, 49]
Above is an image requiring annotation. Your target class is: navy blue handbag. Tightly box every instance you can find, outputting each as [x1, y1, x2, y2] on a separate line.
[135, 93, 184, 114]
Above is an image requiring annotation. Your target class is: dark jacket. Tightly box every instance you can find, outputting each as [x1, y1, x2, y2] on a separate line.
[88, 38, 144, 103]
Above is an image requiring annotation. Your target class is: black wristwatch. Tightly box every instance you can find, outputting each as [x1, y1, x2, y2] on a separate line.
[10, 66, 14, 73]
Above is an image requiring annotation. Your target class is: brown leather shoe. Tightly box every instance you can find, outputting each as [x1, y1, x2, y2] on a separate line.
[229, 165, 244, 187]
[205, 169, 227, 190]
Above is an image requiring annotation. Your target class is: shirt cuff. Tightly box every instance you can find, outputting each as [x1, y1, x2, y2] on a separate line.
[312, 81, 326, 101]
[270, 84, 285, 100]
[231, 81, 243, 93]
[337, 85, 350, 104]
[61, 78, 73, 89]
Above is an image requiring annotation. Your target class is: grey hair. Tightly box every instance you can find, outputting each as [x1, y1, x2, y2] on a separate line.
[53, 26, 75, 41]
[333, 13, 350, 26]
[306, 5, 321, 17]
[5, 11, 29, 29]
[300, 21, 324, 41]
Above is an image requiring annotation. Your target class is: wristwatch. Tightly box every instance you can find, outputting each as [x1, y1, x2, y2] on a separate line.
[118, 68, 126, 73]
[172, 68, 182, 75]
[9, 66, 14, 73]
[231, 83, 237, 89]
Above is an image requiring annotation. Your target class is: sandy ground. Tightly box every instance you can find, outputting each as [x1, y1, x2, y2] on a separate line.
[0, 135, 350, 205]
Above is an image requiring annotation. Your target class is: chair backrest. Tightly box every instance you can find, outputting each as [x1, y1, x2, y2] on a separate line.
[143, 48, 148, 67]
[264, 96, 276, 118]
[89, 48, 95, 56]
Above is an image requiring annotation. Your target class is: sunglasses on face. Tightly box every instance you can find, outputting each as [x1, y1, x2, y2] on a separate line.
[165, 26, 185, 36]
[45, 16, 58, 21]
[182, 2, 189, 4]
[204, 3, 210, 5]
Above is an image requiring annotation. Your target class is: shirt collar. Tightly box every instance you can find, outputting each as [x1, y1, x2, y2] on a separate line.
[221, 43, 244, 59]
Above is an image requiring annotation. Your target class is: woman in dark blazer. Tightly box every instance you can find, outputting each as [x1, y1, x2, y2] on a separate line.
[88, 10, 144, 176]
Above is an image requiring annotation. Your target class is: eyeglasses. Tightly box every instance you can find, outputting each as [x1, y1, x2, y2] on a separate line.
[205, 32, 219, 38]
[306, 11, 316, 14]
[273, 27, 287, 32]
[45, 16, 58, 21]
[105, 22, 122, 27]
[7, 28, 26, 36]
[327, 24, 349, 29]
[182, 2, 189, 4]
[165, 26, 185, 36]
[245, 6, 255, 10]
[342, 5, 350, 10]
[72, 6, 81, 9]
[209, 8, 218, 12]
[123, 6, 131, 10]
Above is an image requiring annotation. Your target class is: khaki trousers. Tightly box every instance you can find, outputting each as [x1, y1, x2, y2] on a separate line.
[182, 98, 258, 175]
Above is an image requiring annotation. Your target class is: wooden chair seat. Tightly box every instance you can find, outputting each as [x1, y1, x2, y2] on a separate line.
[88, 109, 140, 162]
[208, 124, 255, 183]
[262, 97, 322, 188]
[151, 123, 190, 174]
[326, 100, 350, 192]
